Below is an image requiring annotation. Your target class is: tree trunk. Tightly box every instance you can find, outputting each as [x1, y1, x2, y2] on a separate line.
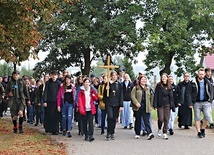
[81, 47, 91, 76]
[159, 52, 174, 76]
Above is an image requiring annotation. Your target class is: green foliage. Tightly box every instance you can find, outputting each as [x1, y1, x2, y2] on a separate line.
[34, 0, 144, 77]
[20, 66, 34, 78]
[141, 0, 214, 77]
[122, 57, 135, 80]
[0, 62, 13, 76]
[90, 61, 105, 77]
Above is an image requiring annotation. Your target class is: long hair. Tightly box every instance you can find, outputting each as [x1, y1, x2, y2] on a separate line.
[137, 75, 148, 91]
[63, 75, 71, 91]
[75, 75, 83, 88]
[159, 73, 171, 90]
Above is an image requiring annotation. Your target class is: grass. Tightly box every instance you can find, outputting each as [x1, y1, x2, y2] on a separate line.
[0, 118, 67, 155]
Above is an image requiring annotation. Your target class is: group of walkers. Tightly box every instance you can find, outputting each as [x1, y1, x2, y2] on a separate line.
[1, 67, 214, 142]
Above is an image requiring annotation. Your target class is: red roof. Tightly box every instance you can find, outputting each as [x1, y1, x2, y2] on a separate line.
[205, 54, 214, 69]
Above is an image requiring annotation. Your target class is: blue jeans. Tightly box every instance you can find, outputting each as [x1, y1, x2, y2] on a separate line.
[28, 104, 35, 123]
[168, 107, 178, 129]
[61, 102, 74, 131]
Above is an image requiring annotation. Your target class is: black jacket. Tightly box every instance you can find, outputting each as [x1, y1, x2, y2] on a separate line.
[122, 81, 133, 101]
[153, 83, 175, 111]
[44, 79, 61, 103]
[177, 81, 195, 106]
[103, 81, 123, 107]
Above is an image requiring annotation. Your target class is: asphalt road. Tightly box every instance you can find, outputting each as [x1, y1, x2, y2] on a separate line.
[52, 121, 214, 155]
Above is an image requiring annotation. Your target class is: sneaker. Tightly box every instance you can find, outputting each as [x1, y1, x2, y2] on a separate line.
[13, 128, 18, 134]
[110, 134, 115, 140]
[141, 130, 147, 136]
[106, 133, 110, 141]
[89, 136, 95, 142]
[157, 130, 162, 137]
[168, 129, 174, 135]
[184, 125, 190, 129]
[163, 133, 168, 140]
[147, 133, 154, 140]
[200, 129, 205, 137]
[35, 124, 38, 126]
[19, 127, 24, 134]
[67, 132, 72, 138]
[197, 132, 203, 138]
[129, 123, 134, 129]
[135, 135, 140, 139]
[101, 131, 105, 135]
[210, 123, 214, 129]
[62, 131, 66, 136]
[85, 136, 89, 141]
[123, 126, 127, 129]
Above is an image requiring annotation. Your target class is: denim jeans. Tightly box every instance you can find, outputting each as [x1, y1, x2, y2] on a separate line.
[194, 101, 212, 122]
[61, 102, 74, 131]
[168, 107, 178, 129]
[28, 104, 35, 123]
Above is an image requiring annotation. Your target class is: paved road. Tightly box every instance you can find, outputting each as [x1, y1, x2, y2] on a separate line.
[49, 121, 214, 155]
[3, 111, 214, 155]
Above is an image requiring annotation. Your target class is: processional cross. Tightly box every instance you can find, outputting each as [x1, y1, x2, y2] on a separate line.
[98, 55, 119, 97]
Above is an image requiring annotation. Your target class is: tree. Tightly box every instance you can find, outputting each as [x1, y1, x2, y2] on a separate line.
[34, 0, 144, 77]
[140, 0, 214, 76]
[122, 57, 135, 80]
[0, 0, 79, 70]
[0, 62, 13, 76]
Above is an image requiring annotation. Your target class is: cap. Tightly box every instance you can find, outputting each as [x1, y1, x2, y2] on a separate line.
[51, 70, 58, 75]
[119, 67, 125, 72]
[90, 74, 95, 78]
[12, 71, 20, 75]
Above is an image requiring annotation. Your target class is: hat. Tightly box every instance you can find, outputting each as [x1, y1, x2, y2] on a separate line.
[119, 67, 125, 72]
[90, 74, 95, 78]
[12, 71, 20, 75]
[51, 70, 58, 75]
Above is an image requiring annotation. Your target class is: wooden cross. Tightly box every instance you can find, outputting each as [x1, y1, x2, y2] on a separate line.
[98, 55, 119, 97]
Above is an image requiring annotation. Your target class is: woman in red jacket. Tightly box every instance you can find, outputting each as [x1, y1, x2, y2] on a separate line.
[78, 78, 98, 142]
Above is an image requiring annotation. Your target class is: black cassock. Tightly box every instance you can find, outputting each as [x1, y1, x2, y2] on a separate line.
[178, 81, 193, 126]
[43, 79, 61, 133]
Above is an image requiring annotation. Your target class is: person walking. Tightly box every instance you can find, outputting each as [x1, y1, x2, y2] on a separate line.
[168, 75, 179, 135]
[57, 75, 76, 138]
[5, 71, 30, 133]
[43, 70, 61, 135]
[154, 73, 175, 140]
[177, 73, 194, 129]
[103, 71, 123, 141]
[192, 68, 213, 138]
[121, 73, 134, 129]
[131, 75, 154, 140]
[78, 78, 98, 142]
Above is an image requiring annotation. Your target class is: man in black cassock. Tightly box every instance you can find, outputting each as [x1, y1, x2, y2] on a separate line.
[177, 72, 195, 129]
[43, 70, 61, 135]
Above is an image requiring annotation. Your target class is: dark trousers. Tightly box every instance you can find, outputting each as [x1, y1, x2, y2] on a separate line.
[101, 109, 107, 133]
[95, 104, 99, 124]
[81, 111, 94, 138]
[134, 108, 152, 136]
[106, 105, 119, 134]
[157, 105, 171, 133]
[0, 102, 3, 117]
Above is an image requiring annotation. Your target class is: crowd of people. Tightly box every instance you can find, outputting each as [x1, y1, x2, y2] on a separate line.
[0, 67, 214, 141]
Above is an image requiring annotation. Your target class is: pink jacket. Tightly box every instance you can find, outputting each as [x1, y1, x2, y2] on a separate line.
[57, 84, 76, 106]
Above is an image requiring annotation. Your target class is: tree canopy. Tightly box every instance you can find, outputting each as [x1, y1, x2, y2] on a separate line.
[0, 0, 79, 66]
[140, 0, 214, 76]
[34, 0, 144, 77]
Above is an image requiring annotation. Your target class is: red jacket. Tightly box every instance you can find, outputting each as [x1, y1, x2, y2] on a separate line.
[78, 87, 98, 115]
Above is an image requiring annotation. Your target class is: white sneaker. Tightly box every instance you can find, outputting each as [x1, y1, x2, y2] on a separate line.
[135, 135, 140, 139]
[157, 130, 162, 137]
[163, 133, 168, 140]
